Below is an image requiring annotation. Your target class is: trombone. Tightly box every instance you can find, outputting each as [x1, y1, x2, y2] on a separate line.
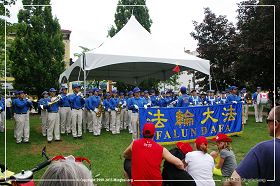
[40, 95, 62, 110]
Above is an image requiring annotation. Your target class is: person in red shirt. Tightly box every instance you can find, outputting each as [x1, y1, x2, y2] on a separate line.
[123, 123, 184, 186]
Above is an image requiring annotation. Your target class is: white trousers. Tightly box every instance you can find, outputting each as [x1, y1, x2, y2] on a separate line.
[110, 111, 120, 134]
[71, 109, 83, 137]
[82, 109, 87, 132]
[41, 110, 48, 136]
[92, 111, 101, 135]
[101, 112, 106, 128]
[47, 112, 60, 141]
[86, 110, 93, 132]
[59, 107, 71, 134]
[254, 104, 263, 122]
[0, 111, 4, 132]
[104, 111, 110, 131]
[131, 112, 139, 140]
[120, 109, 126, 130]
[242, 104, 248, 124]
[14, 114, 29, 143]
[127, 110, 132, 133]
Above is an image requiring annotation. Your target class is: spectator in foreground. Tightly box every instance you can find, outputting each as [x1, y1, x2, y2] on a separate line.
[210, 134, 237, 186]
[162, 141, 196, 186]
[230, 106, 280, 186]
[123, 123, 184, 186]
[40, 156, 93, 186]
[184, 136, 215, 186]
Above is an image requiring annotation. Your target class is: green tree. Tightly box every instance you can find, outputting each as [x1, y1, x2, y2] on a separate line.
[108, 0, 160, 90]
[0, 0, 16, 78]
[108, 0, 152, 37]
[191, 8, 238, 91]
[10, 0, 65, 97]
[235, 0, 279, 90]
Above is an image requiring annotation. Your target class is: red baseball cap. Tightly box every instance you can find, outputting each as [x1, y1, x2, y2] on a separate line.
[195, 136, 208, 147]
[142, 123, 155, 137]
[176, 142, 193, 155]
[211, 133, 232, 143]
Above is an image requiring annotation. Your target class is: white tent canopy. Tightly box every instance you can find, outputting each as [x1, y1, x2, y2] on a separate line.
[59, 16, 210, 85]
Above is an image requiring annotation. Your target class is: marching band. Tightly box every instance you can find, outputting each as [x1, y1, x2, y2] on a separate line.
[7, 84, 271, 144]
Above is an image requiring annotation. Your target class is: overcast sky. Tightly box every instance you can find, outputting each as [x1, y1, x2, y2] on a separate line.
[7, 0, 243, 60]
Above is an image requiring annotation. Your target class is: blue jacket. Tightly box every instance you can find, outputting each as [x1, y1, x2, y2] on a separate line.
[44, 97, 59, 112]
[165, 96, 173, 106]
[217, 97, 227, 104]
[119, 98, 126, 108]
[150, 95, 157, 107]
[109, 97, 119, 110]
[252, 92, 258, 104]
[103, 98, 111, 111]
[127, 97, 134, 110]
[85, 97, 92, 110]
[0, 101, 4, 112]
[143, 97, 151, 106]
[90, 96, 101, 110]
[205, 96, 217, 105]
[176, 94, 190, 107]
[226, 94, 241, 103]
[130, 97, 145, 112]
[13, 98, 32, 113]
[59, 94, 70, 107]
[189, 96, 202, 105]
[158, 97, 167, 107]
[68, 93, 85, 109]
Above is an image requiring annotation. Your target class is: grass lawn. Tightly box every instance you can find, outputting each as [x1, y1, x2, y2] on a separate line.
[0, 114, 271, 186]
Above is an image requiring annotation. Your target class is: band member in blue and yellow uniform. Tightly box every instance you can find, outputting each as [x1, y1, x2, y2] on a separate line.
[109, 89, 121, 134]
[39, 91, 49, 136]
[189, 89, 203, 106]
[126, 91, 134, 134]
[165, 90, 174, 107]
[149, 90, 157, 107]
[42, 88, 61, 143]
[205, 90, 217, 105]
[130, 87, 145, 140]
[158, 91, 167, 107]
[69, 83, 85, 139]
[13, 90, 33, 144]
[143, 90, 152, 109]
[119, 92, 127, 130]
[59, 86, 71, 134]
[91, 88, 102, 136]
[177, 86, 190, 107]
[103, 93, 111, 132]
[226, 86, 241, 104]
[217, 91, 227, 104]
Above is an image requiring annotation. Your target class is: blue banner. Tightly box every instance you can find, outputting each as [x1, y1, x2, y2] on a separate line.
[139, 103, 243, 144]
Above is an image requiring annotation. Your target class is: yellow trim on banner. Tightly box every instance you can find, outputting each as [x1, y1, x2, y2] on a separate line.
[158, 131, 244, 146]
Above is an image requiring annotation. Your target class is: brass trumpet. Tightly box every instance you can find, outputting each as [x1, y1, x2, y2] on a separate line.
[96, 100, 104, 117]
[40, 95, 62, 110]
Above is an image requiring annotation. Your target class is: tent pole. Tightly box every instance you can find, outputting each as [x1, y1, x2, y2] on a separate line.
[163, 70, 166, 92]
[83, 53, 86, 95]
[209, 75, 212, 90]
